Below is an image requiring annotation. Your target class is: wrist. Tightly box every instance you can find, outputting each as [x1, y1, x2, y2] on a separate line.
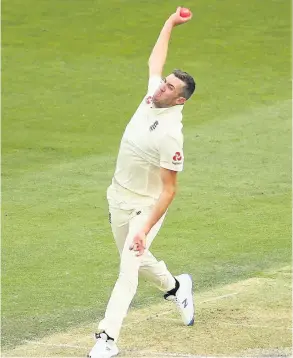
[165, 18, 175, 29]
[142, 226, 151, 236]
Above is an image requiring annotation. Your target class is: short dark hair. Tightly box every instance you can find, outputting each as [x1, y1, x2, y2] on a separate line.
[172, 69, 196, 100]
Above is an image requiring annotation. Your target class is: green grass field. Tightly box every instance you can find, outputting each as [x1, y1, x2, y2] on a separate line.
[2, 0, 292, 356]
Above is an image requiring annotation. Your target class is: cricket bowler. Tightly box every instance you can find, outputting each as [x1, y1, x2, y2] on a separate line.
[89, 7, 196, 357]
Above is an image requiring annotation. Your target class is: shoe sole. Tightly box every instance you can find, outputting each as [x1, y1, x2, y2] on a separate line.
[88, 352, 119, 358]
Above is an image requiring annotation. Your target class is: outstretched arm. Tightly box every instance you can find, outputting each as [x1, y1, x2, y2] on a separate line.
[148, 7, 192, 78]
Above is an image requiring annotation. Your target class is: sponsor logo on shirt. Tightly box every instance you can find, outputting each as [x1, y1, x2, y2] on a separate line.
[145, 96, 152, 104]
[149, 120, 159, 131]
[172, 151, 182, 165]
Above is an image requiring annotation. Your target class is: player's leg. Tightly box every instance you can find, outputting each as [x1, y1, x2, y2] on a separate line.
[139, 251, 176, 290]
[138, 210, 177, 292]
[98, 210, 150, 342]
[89, 206, 132, 358]
[138, 209, 195, 327]
[107, 205, 175, 292]
[108, 206, 131, 255]
[89, 206, 194, 357]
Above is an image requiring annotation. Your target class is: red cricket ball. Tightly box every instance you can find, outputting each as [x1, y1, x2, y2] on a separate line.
[180, 7, 191, 18]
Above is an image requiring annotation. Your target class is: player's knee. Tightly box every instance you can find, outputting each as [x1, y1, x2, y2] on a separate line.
[118, 271, 138, 293]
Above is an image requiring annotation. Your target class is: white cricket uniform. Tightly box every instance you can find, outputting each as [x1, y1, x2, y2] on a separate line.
[100, 76, 185, 341]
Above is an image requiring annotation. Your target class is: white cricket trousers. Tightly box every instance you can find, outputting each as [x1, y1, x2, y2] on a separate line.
[98, 183, 176, 341]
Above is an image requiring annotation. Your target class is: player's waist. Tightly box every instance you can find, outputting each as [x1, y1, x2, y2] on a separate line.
[108, 177, 158, 207]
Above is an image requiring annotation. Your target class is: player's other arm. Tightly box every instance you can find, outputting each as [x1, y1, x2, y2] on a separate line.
[130, 168, 177, 256]
[148, 7, 192, 78]
[143, 168, 177, 234]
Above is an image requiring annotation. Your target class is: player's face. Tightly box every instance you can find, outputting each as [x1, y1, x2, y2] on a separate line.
[153, 74, 186, 108]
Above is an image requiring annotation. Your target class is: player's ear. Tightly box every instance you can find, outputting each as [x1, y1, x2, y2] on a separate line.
[176, 97, 186, 105]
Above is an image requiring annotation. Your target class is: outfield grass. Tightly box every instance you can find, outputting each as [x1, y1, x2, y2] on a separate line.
[2, 0, 291, 354]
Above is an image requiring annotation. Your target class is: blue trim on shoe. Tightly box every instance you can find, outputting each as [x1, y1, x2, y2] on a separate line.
[188, 317, 194, 326]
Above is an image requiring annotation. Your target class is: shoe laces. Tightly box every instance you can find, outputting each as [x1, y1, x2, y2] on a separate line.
[166, 293, 186, 312]
[95, 332, 115, 343]
[165, 294, 181, 306]
[95, 332, 108, 341]
[174, 297, 183, 309]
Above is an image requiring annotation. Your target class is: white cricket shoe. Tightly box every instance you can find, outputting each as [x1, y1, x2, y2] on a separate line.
[88, 332, 119, 358]
[165, 274, 194, 326]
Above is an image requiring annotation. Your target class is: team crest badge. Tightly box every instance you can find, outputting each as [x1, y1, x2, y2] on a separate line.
[145, 96, 152, 104]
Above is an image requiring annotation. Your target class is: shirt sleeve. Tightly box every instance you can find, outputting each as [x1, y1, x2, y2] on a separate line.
[147, 76, 162, 96]
[159, 133, 184, 172]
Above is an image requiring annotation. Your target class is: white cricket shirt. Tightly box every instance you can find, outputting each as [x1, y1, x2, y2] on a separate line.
[109, 76, 184, 205]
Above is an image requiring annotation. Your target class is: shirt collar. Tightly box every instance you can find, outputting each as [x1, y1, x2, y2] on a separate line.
[150, 104, 184, 117]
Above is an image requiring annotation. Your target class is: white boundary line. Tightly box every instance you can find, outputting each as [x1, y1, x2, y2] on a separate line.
[199, 292, 239, 303]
